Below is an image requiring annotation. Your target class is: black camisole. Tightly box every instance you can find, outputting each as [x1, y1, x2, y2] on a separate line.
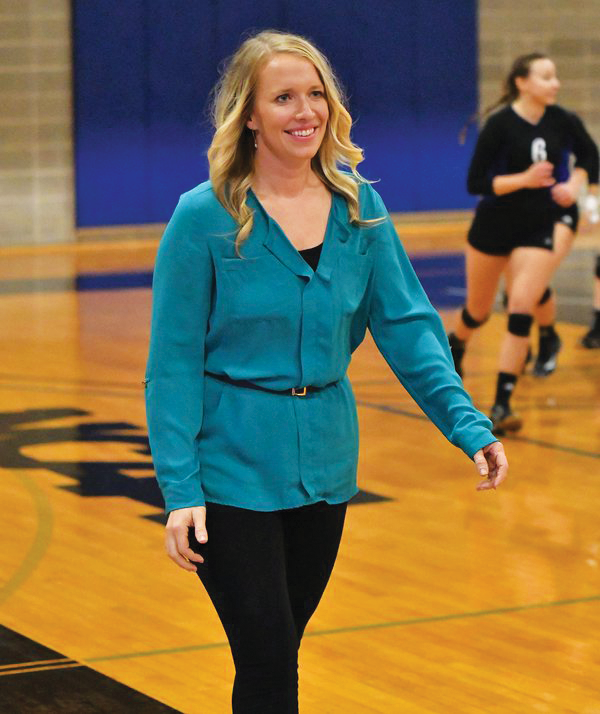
[298, 242, 323, 271]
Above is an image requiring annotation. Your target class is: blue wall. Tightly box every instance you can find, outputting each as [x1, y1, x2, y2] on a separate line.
[72, 1, 478, 227]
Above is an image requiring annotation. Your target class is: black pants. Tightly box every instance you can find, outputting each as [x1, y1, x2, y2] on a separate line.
[190, 500, 347, 714]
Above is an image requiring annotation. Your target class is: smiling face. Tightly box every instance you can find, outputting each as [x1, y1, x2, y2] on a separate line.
[246, 53, 329, 168]
[516, 58, 560, 106]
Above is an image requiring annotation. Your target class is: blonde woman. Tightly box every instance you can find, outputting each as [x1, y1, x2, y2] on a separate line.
[145, 30, 507, 713]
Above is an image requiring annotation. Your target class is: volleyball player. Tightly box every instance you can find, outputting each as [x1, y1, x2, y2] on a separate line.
[447, 53, 599, 433]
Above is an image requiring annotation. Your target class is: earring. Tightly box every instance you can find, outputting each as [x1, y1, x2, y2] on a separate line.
[253, 130, 258, 149]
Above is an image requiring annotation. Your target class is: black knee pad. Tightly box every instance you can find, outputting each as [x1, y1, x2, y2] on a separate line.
[538, 287, 552, 306]
[508, 312, 533, 337]
[461, 306, 488, 329]
[595, 255, 600, 279]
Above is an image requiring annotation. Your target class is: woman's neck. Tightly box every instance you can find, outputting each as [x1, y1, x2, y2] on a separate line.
[251, 155, 320, 199]
[511, 97, 546, 124]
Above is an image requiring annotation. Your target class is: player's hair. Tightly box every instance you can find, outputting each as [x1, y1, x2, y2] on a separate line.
[459, 52, 549, 144]
[207, 29, 372, 252]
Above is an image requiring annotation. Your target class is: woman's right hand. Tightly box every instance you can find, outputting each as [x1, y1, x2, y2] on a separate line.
[522, 161, 555, 189]
[165, 506, 207, 572]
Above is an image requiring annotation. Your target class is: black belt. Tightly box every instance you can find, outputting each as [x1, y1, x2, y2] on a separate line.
[205, 372, 336, 397]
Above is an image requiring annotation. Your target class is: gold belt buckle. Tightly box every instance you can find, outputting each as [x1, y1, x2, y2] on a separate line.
[291, 386, 307, 396]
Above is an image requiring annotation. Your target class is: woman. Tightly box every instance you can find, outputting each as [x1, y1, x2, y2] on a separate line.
[145, 30, 507, 714]
[448, 53, 599, 433]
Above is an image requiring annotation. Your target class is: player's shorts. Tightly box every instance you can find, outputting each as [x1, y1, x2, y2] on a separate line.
[467, 200, 555, 256]
[553, 203, 579, 232]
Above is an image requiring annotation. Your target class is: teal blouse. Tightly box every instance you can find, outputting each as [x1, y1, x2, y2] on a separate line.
[145, 180, 496, 514]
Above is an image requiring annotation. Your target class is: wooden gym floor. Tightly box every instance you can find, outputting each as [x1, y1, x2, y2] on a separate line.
[0, 215, 599, 713]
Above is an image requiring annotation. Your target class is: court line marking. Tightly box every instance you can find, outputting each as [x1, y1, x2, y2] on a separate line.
[0, 657, 73, 671]
[0, 662, 82, 677]
[507, 434, 600, 457]
[80, 593, 600, 664]
[356, 400, 600, 460]
[3, 595, 599, 675]
[0, 238, 160, 258]
[0, 222, 466, 259]
[0, 470, 54, 605]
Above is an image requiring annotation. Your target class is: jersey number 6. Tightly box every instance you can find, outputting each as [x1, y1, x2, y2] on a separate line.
[531, 137, 548, 163]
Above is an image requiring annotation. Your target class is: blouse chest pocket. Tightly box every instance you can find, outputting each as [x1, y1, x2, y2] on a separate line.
[335, 253, 372, 315]
[218, 255, 298, 322]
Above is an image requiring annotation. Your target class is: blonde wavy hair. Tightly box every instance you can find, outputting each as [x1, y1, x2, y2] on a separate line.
[207, 30, 372, 251]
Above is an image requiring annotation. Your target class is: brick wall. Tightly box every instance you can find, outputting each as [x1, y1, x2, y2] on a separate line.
[479, 1, 600, 159]
[0, 0, 74, 246]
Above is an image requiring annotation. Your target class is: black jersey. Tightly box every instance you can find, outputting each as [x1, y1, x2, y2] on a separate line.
[467, 104, 600, 212]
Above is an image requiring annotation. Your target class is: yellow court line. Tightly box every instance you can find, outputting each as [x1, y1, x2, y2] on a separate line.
[0, 214, 472, 258]
[0, 238, 160, 258]
[394, 222, 470, 236]
[0, 662, 82, 677]
[0, 470, 54, 605]
[1, 211, 598, 258]
[0, 223, 467, 256]
[0, 657, 75, 671]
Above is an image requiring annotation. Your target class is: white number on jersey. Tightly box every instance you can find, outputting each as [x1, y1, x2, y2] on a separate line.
[531, 138, 548, 163]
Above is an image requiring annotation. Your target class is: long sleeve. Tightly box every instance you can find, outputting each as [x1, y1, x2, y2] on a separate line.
[567, 111, 600, 183]
[364, 187, 496, 457]
[466, 113, 504, 196]
[145, 194, 214, 513]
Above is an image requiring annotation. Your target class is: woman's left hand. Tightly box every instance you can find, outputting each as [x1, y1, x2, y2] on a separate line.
[551, 181, 577, 207]
[473, 441, 508, 491]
